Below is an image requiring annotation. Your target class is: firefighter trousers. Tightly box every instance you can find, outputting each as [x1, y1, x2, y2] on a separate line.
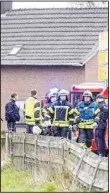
[78, 128, 93, 148]
[55, 126, 68, 138]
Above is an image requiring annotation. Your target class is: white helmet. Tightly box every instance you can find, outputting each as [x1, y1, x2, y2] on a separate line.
[58, 89, 69, 96]
[50, 87, 59, 93]
[49, 92, 57, 99]
[33, 125, 42, 135]
[83, 90, 92, 98]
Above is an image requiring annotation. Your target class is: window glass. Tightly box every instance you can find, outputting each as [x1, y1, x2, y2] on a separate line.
[92, 92, 100, 101]
[15, 101, 25, 124]
[74, 93, 80, 106]
[9, 45, 22, 55]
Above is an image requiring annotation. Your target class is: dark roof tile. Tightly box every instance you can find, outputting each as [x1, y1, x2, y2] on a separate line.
[1, 8, 108, 66]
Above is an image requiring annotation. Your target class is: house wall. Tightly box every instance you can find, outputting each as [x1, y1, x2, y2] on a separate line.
[1, 65, 85, 129]
[85, 52, 99, 82]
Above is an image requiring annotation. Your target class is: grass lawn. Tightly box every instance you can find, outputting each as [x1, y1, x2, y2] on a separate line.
[1, 165, 73, 192]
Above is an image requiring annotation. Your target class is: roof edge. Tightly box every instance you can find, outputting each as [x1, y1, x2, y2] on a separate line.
[82, 26, 108, 65]
[1, 63, 82, 67]
[82, 45, 98, 65]
[11, 7, 108, 11]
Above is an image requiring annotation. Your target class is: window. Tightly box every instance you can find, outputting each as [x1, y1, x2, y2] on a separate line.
[70, 92, 82, 107]
[9, 45, 22, 55]
[74, 93, 82, 107]
[15, 101, 25, 124]
[92, 92, 100, 101]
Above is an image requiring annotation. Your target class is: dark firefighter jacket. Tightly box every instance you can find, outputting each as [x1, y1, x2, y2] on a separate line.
[45, 100, 74, 127]
[96, 101, 108, 129]
[74, 101, 100, 129]
[23, 97, 41, 125]
[5, 99, 20, 122]
[41, 103, 52, 128]
[97, 101, 108, 121]
[42, 103, 52, 117]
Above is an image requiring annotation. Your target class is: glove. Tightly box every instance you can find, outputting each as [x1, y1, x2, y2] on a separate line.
[33, 125, 42, 135]
[74, 117, 81, 124]
[44, 120, 51, 127]
[73, 124, 77, 131]
[91, 122, 98, 129]
[69, 125, 73, 130]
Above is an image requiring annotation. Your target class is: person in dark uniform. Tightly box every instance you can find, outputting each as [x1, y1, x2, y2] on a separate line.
[45, 89, 74, 138]
[41, 92, 58, 136]
[95, 94, 108, 157]
[5, 92, 20, 132]
[42, 92, 58, 118]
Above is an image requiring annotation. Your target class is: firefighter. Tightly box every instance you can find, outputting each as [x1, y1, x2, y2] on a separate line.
[41, 91, 58, 136]
[45, 89, 74, 138]
[95, 94, 108, 157]
[23, 90, 42, 133]
[42, 92, 58, 117]
[74, 90, 100, 151]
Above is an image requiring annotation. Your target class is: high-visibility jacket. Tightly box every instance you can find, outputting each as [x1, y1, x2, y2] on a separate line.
[74, 101, 100, 129]
[42, 103, 52, 117]
[45, 100, 74, 127]
[23, 97, 41, 125]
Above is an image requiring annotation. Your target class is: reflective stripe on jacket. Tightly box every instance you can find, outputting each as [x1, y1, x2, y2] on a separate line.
[74, 101, 100, 129]
[46, 101, 74, 127]
[23, 97, 41, 125]
[42, 103, 52, 118]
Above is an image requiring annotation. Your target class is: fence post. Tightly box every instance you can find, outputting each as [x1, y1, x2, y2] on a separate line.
[88, 157, 101, 192]
[61, 139, 65, 167]
[22, 133, 26, 170]
[48, 139, 51, 164]
[9, 131, 14, 163]
[5, 132, 9, 160]
[72, 148, 87, 185]
[34, 135, 38, 178]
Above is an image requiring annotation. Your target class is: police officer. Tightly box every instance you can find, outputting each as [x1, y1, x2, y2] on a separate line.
[74, 90, 100, 151]
[23, 89, 42, 133]
[5, 92, 20, 132]
[95, 94, 108, 157]
[45, 89, 74, 138]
